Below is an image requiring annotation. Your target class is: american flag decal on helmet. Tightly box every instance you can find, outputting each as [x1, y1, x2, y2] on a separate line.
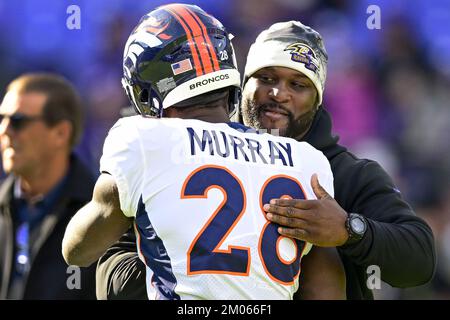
[171, 59, 193, 75]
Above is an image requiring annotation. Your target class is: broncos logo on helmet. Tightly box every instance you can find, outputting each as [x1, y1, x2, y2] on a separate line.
[121, 3, 241, 118]
[135, 15, 172, 40]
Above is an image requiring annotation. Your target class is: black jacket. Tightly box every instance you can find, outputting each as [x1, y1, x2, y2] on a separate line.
[0, 155, 97, 299]
[302, 107, 436, 299]
[96, 108, 436, 300]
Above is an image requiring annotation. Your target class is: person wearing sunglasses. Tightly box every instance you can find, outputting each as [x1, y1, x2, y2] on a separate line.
[0, 113, 44, 131]
[0, 73, 96, 299]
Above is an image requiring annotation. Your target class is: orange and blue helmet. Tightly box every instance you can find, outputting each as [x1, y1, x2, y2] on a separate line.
[122, 3, 241, 117]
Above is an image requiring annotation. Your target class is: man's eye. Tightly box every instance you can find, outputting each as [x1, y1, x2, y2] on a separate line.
[292, 82, 307, 89]
[258, 75, 274, 83]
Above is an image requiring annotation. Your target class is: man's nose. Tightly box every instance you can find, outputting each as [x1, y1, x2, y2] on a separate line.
[268, 83, 291, 103]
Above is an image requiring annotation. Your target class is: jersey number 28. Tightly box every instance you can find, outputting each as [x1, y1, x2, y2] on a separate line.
[181, 165, 308, 285]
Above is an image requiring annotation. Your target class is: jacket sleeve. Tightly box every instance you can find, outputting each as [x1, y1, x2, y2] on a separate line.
[96, 228, 147, 299]
[336, 158, 436, 288]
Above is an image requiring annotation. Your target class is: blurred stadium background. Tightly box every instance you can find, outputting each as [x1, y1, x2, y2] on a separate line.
[0, 0, 449, 299]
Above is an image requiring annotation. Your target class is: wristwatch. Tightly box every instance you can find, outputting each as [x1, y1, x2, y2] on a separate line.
[344, 213, 367, 246]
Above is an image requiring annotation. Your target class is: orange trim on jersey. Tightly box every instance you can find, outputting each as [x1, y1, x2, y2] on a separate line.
[257, 222, 294, 285]
[259, 174, 308, 219]
[169, 4, 215, 74]
[257, 174, 308, 285]
[181, 164, 250, 276]
[185, 6, 220, 72]
[276, 236, 298, 265]
[165, 7, 203, 76]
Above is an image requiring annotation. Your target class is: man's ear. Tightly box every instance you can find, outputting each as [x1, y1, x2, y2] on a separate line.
[52, 120, 72, 148]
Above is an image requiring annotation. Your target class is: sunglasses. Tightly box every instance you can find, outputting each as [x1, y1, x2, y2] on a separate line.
[0, 113, 45, 131]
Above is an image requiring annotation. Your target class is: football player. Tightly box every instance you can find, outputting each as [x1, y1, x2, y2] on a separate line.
[62, 3, 345, 300]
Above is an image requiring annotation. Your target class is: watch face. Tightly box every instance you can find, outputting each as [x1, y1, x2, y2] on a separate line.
[350, 217, 366, 234]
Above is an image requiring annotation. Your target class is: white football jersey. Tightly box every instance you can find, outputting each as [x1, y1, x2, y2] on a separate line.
[100, 116, 334, 300]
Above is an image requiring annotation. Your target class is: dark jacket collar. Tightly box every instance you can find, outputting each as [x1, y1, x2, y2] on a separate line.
[0, 176, 14, 207]
[301, 106, 347, 160]
[61, 154, 96, 203]
[0, 153, 95, 207]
